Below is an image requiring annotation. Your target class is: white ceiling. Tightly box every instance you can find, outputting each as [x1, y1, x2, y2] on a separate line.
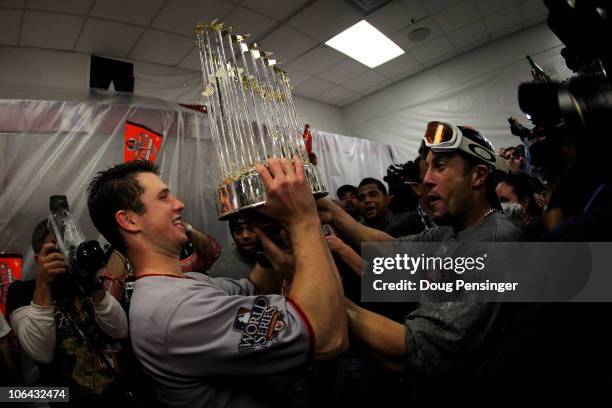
[0, 0, 548, 107]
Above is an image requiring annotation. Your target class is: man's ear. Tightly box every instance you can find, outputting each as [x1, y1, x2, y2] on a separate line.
[385, 194, 392, 205]
[115, 210, 140, 233]
[472, 165, 489, 188]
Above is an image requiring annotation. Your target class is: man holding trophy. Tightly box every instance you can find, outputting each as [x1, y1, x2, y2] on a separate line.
[86, 157, 347, 407]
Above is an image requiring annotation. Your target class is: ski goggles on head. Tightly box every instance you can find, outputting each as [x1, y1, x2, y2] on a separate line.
[423, 121, 510, 175]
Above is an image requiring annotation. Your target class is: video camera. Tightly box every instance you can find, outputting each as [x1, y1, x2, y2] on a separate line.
[517, 0, 612, 181]
[383, 162, 419, 212]
[48, 195, 106, 280]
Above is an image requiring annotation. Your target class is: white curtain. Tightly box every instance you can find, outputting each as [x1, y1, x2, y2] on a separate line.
[312, 130, 403, 200]
[0, 91, 232, 279]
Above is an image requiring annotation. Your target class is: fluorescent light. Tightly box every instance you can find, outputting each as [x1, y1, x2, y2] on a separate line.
[325, 20, 404, 68]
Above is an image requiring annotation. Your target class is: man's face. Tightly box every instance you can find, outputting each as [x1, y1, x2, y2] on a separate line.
[357, 183, 390, 222]
[411, 159, 433, 213]
[502, 148, 525, 171]
[423, 151, 476, 226]
[495, 182, 519, 204]
[502, 148, 515, 161]
[133, 172, 187, 255]
[231, 223, 257, 256]
[339, 192, 358, 214]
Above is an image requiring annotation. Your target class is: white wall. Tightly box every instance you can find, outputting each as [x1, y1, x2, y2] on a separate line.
[342, 23, 572, 160]
[294, 95, 346, 135]
[0, 45, 347, 134]
[0, 21, 573, 158]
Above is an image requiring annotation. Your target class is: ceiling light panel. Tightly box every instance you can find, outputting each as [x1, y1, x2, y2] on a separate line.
[325, 20, 404, 68]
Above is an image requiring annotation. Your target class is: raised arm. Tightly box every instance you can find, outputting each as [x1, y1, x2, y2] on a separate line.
[325, 234, 365, 276]
[256, 157, 348, 360]
[317, 196, 394, 246]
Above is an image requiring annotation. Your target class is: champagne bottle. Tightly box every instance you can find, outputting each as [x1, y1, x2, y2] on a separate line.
[527, 55, 553, 82]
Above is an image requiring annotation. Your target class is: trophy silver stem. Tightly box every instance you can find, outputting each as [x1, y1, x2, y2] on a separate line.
[197, 20, 328, 219]
[235, 36, 269, 161]
[225, 34, 261, 164]
[248, 45, 290, 158]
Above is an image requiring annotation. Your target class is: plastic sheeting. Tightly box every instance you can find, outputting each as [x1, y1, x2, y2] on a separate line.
[0, 91, 222, 278]
[0, 91, 398, 279]
[313, 130, 396, 200]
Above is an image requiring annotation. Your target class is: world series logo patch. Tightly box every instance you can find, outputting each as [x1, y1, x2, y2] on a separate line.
[233, 296, 287, 351]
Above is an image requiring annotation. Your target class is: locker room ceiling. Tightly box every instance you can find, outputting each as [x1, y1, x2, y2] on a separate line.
[0, 0, 548, 107]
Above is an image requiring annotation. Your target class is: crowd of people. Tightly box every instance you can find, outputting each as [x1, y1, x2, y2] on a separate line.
[0, 110, 609, 408]
[3, 1, 612, 405]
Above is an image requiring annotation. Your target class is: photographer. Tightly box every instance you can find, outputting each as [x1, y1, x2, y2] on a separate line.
[477, 1, 612, 404]
[6, 219, 128, 406]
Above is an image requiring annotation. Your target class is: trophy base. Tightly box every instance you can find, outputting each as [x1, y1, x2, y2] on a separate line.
[215, 163, 327, 220]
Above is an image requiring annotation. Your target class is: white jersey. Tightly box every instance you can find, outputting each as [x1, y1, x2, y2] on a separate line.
[129, 273, 313, 407]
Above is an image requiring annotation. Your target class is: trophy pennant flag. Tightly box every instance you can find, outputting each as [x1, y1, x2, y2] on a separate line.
[195, 20, 327, 219]
[1, 255, 21, 315]
[123, 121, 163, 164]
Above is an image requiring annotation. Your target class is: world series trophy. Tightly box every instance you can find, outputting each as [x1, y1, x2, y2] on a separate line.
[195, 20, 327, 219]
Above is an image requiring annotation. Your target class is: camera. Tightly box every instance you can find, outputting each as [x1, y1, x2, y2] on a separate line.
[48, 195, 106, 280]
[519, 76, 612, 144]
[517, 0, 612, 182]
[383, 162, 419, 212]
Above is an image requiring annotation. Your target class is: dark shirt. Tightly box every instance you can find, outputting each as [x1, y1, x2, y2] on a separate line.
[362, 210, 424, 238]
[521, 214, 545, 241]
[397, 212, 521, 376]
[479, 182, 612, 405]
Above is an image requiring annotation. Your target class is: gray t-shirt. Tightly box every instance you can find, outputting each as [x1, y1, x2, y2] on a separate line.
[129, 273, 313, 407]
[208, 247, 255, 280]
[396, 211, 521, 375]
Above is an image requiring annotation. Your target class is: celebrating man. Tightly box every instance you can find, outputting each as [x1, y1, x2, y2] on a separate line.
[317, 122, 520, 405]
[86, 158, 347, 407]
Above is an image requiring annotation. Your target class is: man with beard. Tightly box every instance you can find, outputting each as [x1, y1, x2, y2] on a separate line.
[336, 185, 362, 221]
[7, 219, 128, 405]
[316, 122, 520, 405]
[208, 216, 258, 280]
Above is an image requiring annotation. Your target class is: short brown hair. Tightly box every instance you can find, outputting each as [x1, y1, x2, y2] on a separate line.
[87, 160, 158, 253]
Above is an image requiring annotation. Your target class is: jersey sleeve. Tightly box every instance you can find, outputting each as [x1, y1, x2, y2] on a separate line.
[210, 276, 255, 296]
[164, 288, 313, 377]
[0, 314, 10, 338]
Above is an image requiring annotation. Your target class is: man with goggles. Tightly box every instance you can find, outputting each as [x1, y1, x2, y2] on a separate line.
[423, 121, 510, 182]
[315, 121, 520, 405]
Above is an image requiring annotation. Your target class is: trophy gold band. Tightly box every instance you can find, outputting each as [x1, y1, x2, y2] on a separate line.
[195, 20, 327, 220]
